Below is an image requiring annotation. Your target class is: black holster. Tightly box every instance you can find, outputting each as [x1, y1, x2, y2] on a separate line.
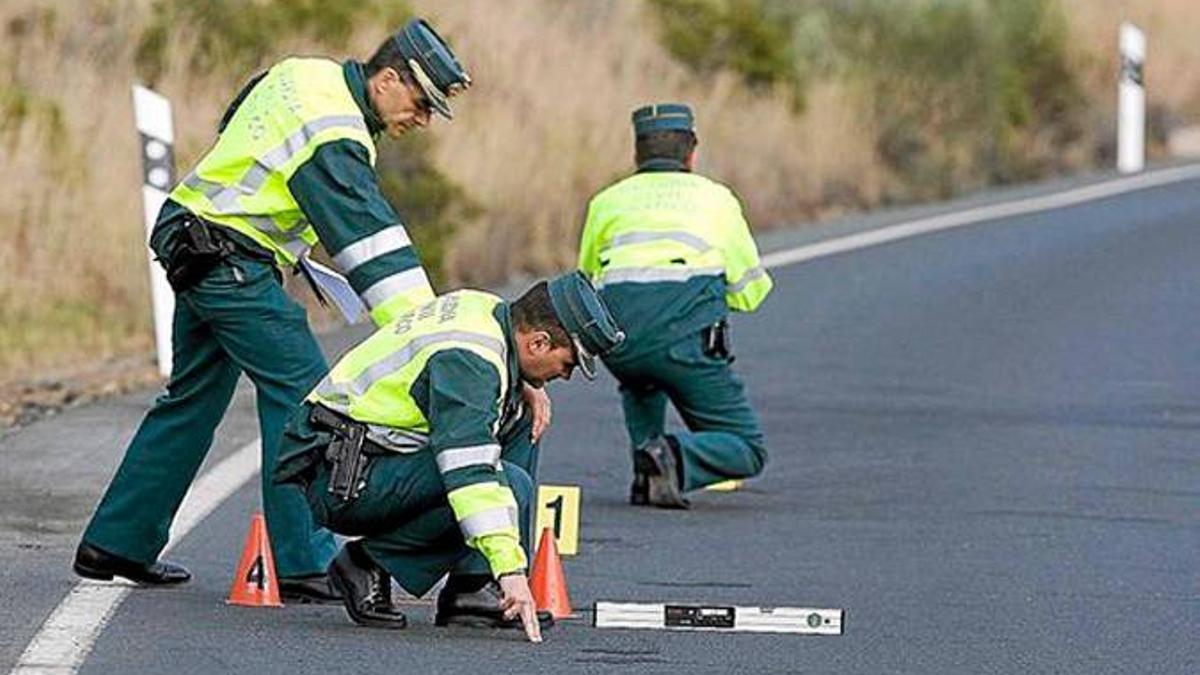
[701, 319, 733, 362]
[164, 216, 236, 292]
[310, 404, 380, 502]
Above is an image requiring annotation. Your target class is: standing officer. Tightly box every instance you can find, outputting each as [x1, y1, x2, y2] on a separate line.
[273, 271, 624, 642]
[73, 19, 536, 602]
[577, 103, 773, 509]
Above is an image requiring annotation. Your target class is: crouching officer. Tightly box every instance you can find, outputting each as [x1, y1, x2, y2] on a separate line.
[273, 271, 623, 642]
[577, 103, 773, 509]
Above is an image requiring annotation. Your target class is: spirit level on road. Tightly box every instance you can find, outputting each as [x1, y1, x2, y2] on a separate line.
[592, 601, 843, 635]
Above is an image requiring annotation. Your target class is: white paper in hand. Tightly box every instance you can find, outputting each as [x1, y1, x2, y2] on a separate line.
[299, 256, 367, 324]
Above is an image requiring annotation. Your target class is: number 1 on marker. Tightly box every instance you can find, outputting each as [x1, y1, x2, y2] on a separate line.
[535, 485, 581, 556]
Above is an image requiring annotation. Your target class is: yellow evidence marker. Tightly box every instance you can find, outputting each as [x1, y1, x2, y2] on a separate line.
[704, 479, 743, 492]
[535, 485, 581, 556]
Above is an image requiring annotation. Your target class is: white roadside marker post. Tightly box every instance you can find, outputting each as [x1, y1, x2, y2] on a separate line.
[1117, 22, 1146, 174]
[132, 85, 176, 377]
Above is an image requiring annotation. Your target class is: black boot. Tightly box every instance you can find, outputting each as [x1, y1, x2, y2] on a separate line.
[279, 574, 342, 604]
[434, 575, 554, 629]
[73, 542, 191, 585]
[631, 436, 690, 509]
[327, 542, 407, 629]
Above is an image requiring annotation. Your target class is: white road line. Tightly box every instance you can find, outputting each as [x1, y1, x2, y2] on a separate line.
[10, 162, 1200, 674]
[762, 164, 1200, 270]
[11, 441, 260, 675]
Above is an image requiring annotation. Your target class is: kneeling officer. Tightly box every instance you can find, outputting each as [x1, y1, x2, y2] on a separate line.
[274, 271, 622, 642]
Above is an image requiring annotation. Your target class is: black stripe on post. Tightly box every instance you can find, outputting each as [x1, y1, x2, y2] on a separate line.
[138, 132, 176, 190]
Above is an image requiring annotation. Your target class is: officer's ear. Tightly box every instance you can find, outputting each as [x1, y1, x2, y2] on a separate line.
[527, 330, 554, 355]
[384, 66, 405, 90]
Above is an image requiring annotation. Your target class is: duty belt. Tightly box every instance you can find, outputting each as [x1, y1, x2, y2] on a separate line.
[308, 404, 388, 502]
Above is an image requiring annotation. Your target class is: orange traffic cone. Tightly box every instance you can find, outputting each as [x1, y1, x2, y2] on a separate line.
[529, 527, 572, 618]
[226, 513, 283, 607]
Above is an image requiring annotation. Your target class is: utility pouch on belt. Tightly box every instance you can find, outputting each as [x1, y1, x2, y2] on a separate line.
[702, 320, 733, 362]
[165, 217, 233, 292]
[310, 405, 375, 502]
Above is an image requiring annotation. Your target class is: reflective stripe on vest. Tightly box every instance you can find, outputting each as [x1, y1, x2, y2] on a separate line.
[361, 267, 435, 312]
[170, 58, 376, 266]
[366, 425, 429, 453]
[597, 265, 724, 288]
[332, 226, 413, 271]
[728, 265, 766, 293]
[315, 329, 505, 404]
[448, 481, 520, 539]
[602, 230, 713, 254]
[459, 504, 520, 539]
[436, 444, 503, 473]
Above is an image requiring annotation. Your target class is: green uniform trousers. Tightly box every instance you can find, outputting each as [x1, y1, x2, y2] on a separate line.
[606, 327, 767, 492]
[82, 256, 338, 578]
[276, 403, 539, 596]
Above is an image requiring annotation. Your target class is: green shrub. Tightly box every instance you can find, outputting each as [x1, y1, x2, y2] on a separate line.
[826, 0, 1086, 198]
[647, 0, 810, 107]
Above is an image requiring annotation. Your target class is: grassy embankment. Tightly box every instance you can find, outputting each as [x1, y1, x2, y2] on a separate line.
[0, 0, 1196, 385]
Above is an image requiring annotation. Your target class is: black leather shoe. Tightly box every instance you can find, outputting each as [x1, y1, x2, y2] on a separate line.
[73, 542, 191, 585]
[279, 574, 342, 604]
[327, 542, 407, 629]
[632, 436, 690, 509]
[434, 577, 554, 629]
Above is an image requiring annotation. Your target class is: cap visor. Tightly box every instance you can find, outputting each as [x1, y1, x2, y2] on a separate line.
[408, 58, 453, 119]
[426, 89, 452, 119]
[578, 352, 597, 380]
[571, 334, 597, 380]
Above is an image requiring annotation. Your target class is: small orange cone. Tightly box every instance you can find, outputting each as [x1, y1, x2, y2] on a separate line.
[529, 527, 572, 618]
[226, 513, 283, 607]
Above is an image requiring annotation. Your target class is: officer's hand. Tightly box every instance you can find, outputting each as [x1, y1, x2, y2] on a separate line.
[521, 384, 552, 443]
[498, 573, 543, 643]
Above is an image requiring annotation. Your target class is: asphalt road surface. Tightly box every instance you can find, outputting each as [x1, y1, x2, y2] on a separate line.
[2, 167, 1197, 674]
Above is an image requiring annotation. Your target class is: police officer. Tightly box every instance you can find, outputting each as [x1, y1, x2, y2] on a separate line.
[273, 271, 623, 642]
[577, 103, 773, 509]
[73, 20, 559, 602]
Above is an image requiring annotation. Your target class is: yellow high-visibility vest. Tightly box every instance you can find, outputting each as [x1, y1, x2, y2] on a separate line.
[578, 171, 772, 312]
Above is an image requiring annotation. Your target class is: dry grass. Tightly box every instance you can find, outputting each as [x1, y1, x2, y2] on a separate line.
[0, 1, 152, 374]
[0, 0, 1197, 382]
